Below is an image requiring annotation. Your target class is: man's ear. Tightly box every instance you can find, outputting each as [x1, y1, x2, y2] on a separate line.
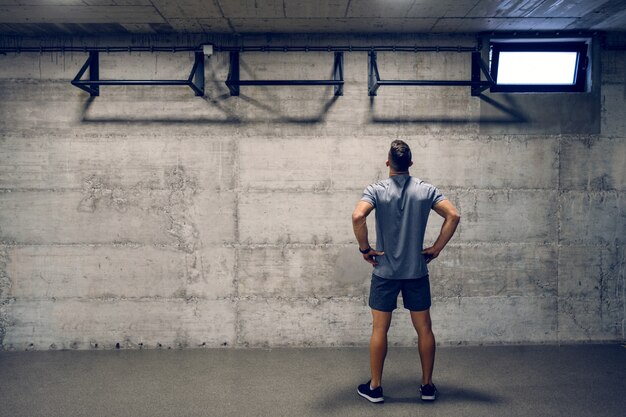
[409, 161, 413, 167]
[386, 160, 390, 167]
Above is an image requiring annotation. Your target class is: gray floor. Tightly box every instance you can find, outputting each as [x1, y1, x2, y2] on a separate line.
[1, 344, 625, 417]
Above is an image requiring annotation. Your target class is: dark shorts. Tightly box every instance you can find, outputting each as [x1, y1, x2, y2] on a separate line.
[368, 274, 431, 312]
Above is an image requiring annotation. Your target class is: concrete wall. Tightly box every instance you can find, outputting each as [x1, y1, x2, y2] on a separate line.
[0, 33, 623, 350]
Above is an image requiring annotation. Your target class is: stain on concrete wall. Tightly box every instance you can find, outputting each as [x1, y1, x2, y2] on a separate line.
[77, 166, 202, 252]
[0, 33, 623, 349]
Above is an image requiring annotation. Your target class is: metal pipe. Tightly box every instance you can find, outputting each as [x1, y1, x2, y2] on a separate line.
[4, 38, 620, 54]
[215, 46, 478, 52]
[0, 46, 200, 53]
[0, 45, 479, 54]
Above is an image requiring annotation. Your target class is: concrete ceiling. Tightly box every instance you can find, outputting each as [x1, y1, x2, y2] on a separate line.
[0, 0, 625, 35]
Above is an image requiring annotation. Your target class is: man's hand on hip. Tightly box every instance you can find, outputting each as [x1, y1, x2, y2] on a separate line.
[421, 246, 440, 264]
[362, 248, 384, 266]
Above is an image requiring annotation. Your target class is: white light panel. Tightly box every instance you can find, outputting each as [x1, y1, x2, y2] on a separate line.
[497, 51, 579, 85]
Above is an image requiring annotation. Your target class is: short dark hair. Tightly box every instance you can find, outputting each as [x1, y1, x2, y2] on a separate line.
[388, 140, 412, 171]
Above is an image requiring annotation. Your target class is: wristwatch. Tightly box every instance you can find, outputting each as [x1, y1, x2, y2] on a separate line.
[359, 246, 371, 254]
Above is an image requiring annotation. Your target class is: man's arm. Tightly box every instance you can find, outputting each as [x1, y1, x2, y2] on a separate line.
[352, 201, 384, 266]
[421, 199, 460, 263]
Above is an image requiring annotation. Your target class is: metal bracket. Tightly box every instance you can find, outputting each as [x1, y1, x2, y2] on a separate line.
[368, 51, 493, 97]
[472, 51, 495, 96]
[225, 51, 344, 96]
[71, 51, 205, 96]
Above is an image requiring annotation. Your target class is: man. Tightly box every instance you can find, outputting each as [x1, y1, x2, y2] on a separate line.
[352, 140, 460, 403]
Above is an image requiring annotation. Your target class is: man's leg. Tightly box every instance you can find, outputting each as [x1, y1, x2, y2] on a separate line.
[370, 309, 392, 389]
[410, 309, 435, 386]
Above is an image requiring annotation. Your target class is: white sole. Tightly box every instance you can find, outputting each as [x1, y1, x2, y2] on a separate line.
[357, 389, 384, 403]
[420, 385, 438, 401]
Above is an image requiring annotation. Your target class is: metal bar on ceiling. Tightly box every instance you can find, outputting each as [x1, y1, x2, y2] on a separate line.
[225, 51, 345, 97]
[367, 50, 493, 97]
[70, 51, 205, 96]
[10, 41, 502, 98]
[89, 51, 100, 96]
[333, 51, 344, 96]
[71, 51, 98, 95]
[73, 80, 192, 85]
[368, 50, 381, 96]
[187, 51, 205, 96]
[226, 51, 240, 96]
[0, 31, 612, 55]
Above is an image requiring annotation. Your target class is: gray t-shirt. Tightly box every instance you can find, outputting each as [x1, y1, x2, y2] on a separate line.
[361, 175, 445, 280]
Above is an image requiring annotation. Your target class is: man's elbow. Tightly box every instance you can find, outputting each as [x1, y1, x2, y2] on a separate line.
[445, 209, 460, 224]
[352, 211, 366, 225]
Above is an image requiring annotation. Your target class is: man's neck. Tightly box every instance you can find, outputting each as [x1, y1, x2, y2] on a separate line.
[389, 170, 410, 177]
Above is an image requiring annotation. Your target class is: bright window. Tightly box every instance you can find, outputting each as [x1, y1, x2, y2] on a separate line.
[490, 41, 589, 92]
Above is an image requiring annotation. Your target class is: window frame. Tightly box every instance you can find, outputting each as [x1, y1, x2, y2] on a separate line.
[489, 41, 589, 93]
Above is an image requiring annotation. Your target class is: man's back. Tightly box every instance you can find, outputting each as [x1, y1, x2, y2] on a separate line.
[352, 139, 460, 403]
[361, 175, 444, 280]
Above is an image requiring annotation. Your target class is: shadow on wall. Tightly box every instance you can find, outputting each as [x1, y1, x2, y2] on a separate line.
[77, 90, 527, 125]
[369, 94, 528, 124]
[79, 88, 341, 124]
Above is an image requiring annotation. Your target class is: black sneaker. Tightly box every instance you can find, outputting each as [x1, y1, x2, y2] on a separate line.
[357, 380, 384, 403]
[420, 383, 438, 401]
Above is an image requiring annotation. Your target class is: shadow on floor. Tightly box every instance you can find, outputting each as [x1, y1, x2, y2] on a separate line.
[316, 378, 501, 413]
